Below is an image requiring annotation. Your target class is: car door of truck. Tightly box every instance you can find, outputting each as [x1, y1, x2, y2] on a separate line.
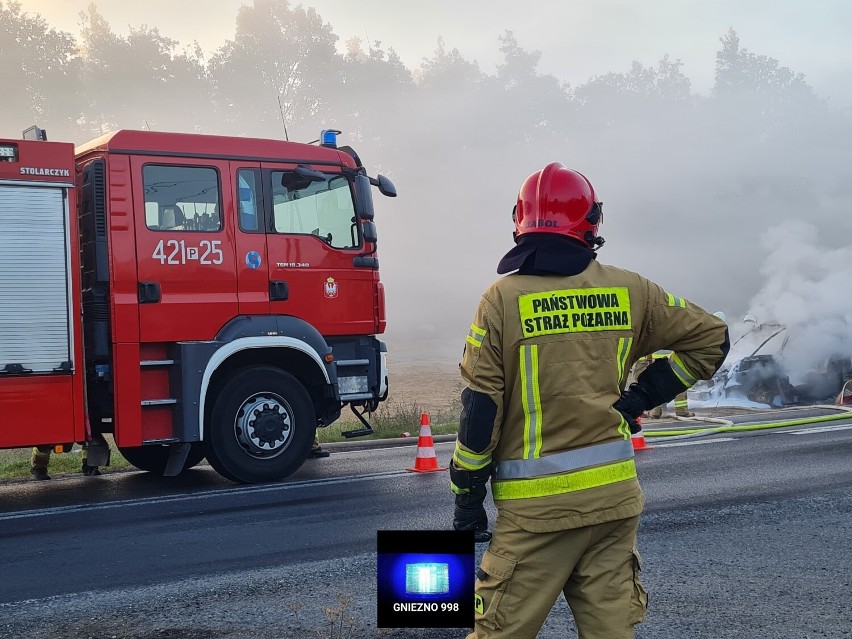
[131, 156, 238, 342]
[261, 163, 375, 336]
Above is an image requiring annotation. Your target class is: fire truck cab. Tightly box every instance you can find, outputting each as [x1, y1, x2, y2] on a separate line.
[0, 127, 395, 483]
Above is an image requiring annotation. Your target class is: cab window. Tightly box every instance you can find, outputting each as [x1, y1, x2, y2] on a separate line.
[270, 171, 359, 249]
[143, 165, 222, 232]
[237, 169, 262, 233]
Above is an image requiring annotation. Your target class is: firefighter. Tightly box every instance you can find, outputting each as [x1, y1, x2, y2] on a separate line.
[308, 436, 330, 458]
[452, 163, 729, 639]
[29, 446, 53, 480]
[30, 442, 102, 480]
[672, 390, 694, 417]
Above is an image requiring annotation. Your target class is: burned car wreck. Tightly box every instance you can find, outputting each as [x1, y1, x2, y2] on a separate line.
[689, 317, 852, 407]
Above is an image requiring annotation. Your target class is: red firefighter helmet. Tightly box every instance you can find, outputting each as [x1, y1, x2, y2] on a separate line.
[513, 163, 604, 249]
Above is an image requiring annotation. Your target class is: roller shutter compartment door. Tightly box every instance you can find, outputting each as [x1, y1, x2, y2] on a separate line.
[0, 185, 72, 373]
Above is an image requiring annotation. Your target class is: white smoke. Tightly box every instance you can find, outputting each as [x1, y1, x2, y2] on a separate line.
[747, 220, 852, 383]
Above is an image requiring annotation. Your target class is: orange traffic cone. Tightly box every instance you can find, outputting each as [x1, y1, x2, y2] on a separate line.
[406, 413, 447, 473]
[631, 418, 653, 451]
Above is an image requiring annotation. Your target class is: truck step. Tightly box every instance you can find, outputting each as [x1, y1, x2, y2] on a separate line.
[141, 398, 177, 406]
[342, 404, 375, 438]
[140, 359, 175, 367]
[342, 428, 374, 438]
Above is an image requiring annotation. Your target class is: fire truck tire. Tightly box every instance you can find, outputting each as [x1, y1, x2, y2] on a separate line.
[119, 442, 206, 475]
[205, 366, 316, 484]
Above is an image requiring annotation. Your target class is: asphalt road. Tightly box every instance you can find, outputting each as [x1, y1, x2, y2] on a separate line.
[1, 410, 851, 639]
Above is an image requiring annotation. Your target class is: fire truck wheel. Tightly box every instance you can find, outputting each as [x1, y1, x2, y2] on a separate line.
[205, 366, 315, 484]
[119, 442, 206, 475]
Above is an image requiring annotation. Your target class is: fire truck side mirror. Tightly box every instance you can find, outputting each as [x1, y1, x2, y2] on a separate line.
[372, 174, 396, 198]
[354, 173, 396, 221]
[362, 220, 378, 244]
[354, 173, 374, 220]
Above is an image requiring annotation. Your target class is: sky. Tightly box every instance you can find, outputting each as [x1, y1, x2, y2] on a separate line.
[19, 0, 852, 108]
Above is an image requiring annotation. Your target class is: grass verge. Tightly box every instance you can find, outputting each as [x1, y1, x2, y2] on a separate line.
[0, 435, 133, 480]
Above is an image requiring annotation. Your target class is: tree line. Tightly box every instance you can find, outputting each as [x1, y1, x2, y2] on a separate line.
[1, 1, 836, 152]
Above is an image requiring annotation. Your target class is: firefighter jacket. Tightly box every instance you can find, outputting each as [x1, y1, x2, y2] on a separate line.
[456, 259, 729, 533]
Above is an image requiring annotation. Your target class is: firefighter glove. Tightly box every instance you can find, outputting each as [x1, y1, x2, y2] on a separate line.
[614, 384, 653, 434]
[620, 411, 643, 434]
[614, 384, 652, 417]
[451, 464, 492, 543]
[453, 496, 491, 543]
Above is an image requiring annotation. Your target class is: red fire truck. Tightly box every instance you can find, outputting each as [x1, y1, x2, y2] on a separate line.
[0, 126, 395, 483]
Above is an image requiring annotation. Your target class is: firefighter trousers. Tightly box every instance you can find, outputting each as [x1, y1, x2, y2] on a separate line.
[31, 446, 52, 470]
[467, 514, 647, 639]
[30, 444, 95, 470]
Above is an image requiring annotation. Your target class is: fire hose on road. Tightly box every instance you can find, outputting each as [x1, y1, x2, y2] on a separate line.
[642, 404, 852, 441]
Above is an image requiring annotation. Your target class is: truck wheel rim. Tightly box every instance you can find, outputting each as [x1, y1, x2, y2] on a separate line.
[234, 392, 294, 459]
